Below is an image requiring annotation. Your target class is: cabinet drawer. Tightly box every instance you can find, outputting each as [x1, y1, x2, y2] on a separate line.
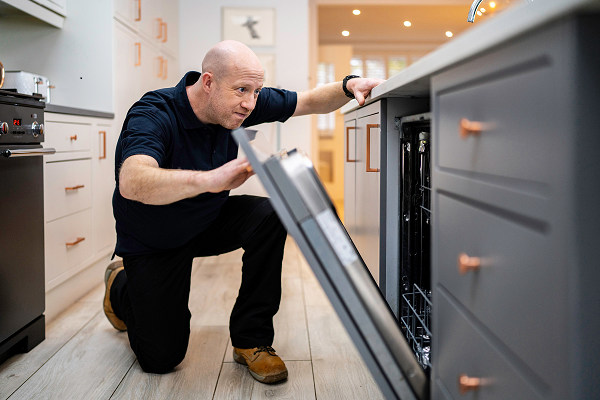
[437, 193, 562, 384]
[45, 209, 93, 285]
[436, 291, 543, 400]
[45, 159, 92, 222]
[436, 59, 563, 187]
[44, 121, 92, 152]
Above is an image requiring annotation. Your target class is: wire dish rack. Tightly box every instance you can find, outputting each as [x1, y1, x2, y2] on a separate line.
[400, 284, 432, 369]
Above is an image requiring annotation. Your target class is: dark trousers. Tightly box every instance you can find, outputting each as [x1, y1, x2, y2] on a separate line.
[110, 195, 287, 374]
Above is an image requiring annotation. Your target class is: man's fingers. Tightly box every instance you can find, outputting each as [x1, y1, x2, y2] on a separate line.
[355, 90, 365, 106]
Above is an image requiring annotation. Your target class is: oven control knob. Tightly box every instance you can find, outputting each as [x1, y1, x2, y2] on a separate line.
[0, 122, 8, 135]
[31, 122, 43, 137]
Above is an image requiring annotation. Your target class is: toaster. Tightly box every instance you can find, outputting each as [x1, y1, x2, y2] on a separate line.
[3, 71, 53, 103]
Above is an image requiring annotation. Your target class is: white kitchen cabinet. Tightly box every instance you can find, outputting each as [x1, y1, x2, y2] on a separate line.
[113, 0, 179, 58]
[113, 0, 180, 134]
[1, 0, 65, 27]
[43, 113, 115, 292]
[31, 0, 66, 16]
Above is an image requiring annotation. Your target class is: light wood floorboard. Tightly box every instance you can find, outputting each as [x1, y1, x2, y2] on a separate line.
[8, 313, 135, 400]
[110, 326, 229, 400]
[189, 261, 242, 327]
[212, 362, 255, 400]
[0, 300, 100, 400]
[3, 236, 387, 399]
[306, 305, 385, 400]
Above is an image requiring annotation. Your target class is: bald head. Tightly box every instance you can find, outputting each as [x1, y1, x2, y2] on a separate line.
[202, 40, 263, 81]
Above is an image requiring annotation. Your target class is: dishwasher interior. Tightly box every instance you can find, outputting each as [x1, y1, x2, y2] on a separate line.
[399, 112, 432, 372]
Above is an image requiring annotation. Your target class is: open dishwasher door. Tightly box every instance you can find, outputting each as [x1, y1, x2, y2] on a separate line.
[233, 128, 429, 400]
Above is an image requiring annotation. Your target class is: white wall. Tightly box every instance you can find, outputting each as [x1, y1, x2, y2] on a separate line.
[179, 0, 310, 196]
[0, 0, 113, 112]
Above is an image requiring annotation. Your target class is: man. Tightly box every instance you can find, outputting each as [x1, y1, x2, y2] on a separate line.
[104, 40, 383, 384]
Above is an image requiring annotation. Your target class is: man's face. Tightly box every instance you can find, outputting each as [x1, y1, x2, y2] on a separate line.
[207, 65, 264, 129]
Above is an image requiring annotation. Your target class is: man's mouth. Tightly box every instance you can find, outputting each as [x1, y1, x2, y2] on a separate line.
[235, 112, 247, 119]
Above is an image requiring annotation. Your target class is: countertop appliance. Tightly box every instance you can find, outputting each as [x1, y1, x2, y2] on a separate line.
[2, 71, 53, 103]
[234, 128, 428, 400]
[0, 89, 55, 364]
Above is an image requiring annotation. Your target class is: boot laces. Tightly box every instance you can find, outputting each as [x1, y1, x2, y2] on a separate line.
[254, 346, 277, 356]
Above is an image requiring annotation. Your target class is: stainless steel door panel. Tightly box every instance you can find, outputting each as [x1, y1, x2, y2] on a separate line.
[356, 113, 381, 285]
[344, 118, 357, 243]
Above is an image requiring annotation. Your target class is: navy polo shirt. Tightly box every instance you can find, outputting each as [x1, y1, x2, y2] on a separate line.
[113, 71, 297, 256]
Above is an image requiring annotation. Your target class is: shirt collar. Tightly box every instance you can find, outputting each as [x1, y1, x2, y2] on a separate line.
[174, 71, 207, 130]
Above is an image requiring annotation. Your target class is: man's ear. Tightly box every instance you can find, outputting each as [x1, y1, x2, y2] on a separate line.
[202, 72, 214, 93]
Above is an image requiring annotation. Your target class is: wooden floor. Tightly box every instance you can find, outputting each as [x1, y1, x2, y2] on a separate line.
[0, 238, 384, 400]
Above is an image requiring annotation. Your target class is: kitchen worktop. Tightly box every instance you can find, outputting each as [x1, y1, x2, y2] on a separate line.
[45, 104, 114, 119]
[341, 0, 600, 114]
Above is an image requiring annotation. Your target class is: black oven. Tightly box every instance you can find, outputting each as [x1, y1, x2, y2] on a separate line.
[0, 90, 55, 364]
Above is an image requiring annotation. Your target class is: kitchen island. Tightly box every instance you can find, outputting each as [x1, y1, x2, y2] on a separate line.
[342, 0, 600, 398]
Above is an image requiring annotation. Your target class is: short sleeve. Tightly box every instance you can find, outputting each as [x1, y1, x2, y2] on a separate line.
[119, 98, 171, 166]
[242, 87, 297, 127]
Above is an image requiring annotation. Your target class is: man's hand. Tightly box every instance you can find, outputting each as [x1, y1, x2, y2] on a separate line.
[205, 158, 254, 193]
[293, 78, 385, 117]
[346, 78, 385, 106]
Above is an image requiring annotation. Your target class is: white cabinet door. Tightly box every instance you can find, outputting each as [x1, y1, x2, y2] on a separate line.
[140, 39, 162, 94]
[93, 122, 116, 255]
[160, 0, 179, 57]
[114, 21, 142, 124]
[114, 0, 142, 31]
[137, 0, 162, 43]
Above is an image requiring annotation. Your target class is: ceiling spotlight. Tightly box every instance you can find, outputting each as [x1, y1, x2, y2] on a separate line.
[404, 21, 411, 27]
[489, 1, 496, 8]
[446, 31, 453, 37]
[342, 30, 350, 36]
[477, 10, 482, 16]
[481, 7, 486, 12]
[353, 9, 360, 15]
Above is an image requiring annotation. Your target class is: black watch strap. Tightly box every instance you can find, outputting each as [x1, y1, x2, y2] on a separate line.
[343, 75, 360, 99]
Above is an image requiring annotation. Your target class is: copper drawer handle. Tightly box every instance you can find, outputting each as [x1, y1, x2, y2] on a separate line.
[135, 43, 141, 66]
[163, 58, 168, 80]
[70, 135, 77, 141]
[99, 131, 106, 159]
[157, 56, 164, 78]
[346, 127, 356, 162]
[65, 184, 84, 191]
[459, 118, 484, 139]
[66, 237, 85, 246]
[458, 253, 481, 275]
[156, 18, 163, 39]
[459, 374, 481, 394]
[162, 22, 167, 43]
[135, 0, 141, 21]
[366, 124, 379, 172]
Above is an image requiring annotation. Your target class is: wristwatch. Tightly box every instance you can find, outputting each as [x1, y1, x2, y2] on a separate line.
[342, 75, 360, 99]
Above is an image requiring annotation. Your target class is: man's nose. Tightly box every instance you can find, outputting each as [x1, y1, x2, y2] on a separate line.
[241, 93, 256, 111]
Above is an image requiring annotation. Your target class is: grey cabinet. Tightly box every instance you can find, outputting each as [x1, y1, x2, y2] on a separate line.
[431, 15, 600, 400]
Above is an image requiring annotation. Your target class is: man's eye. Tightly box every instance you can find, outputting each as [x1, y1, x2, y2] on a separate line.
[254, 89, 261, 95]
[237, 88, 246, 93]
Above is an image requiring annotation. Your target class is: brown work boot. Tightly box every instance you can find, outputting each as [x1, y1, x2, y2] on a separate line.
[103, 260, 127, 331]
[233, 346, 288, 383]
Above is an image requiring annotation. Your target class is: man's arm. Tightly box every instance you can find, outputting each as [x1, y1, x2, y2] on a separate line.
[119, 154, 253, 205]
[292, 78, 384, 117]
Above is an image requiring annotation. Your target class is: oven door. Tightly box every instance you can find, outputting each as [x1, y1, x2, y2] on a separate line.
[233, 129, 429, 400]
[0, 145, 53, 345]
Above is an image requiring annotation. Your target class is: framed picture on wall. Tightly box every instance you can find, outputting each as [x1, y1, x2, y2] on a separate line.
[256, 53, 275, 88]
[222, 7, 275, 46]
